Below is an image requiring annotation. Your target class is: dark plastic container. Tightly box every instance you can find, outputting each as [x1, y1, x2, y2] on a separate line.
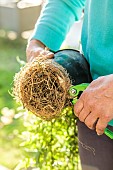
[54, 49, 92, 85]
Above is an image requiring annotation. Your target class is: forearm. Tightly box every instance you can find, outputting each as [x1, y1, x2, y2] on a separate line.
[30, 0, 86, 51]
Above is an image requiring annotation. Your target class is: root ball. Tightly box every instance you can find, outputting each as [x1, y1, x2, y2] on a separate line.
[13, 57, 71, 120]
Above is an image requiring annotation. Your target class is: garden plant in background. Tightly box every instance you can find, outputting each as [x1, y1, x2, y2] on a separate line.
[13, 50, 81, 170]
[15, 109, 80, 170]
[0, 37, 79, 170]
[0, 19, 83, 170]
[0, 37, 27, 169]
[13, 48, 92, 170]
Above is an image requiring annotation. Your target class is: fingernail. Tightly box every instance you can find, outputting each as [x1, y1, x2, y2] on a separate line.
[47, 52, 54, 55]
[47, 53, 54, 58]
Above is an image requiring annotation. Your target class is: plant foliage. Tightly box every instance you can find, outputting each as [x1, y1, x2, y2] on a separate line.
[15, 108, 81, 170]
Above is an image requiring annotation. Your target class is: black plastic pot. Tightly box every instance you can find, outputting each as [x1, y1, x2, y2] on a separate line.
[54, 49, 92, 85]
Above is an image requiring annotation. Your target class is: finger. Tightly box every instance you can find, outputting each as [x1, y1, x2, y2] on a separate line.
[28, 56, 35, 63]
[27, 49, 42, 61]
[74, 99, 84, 117]
[46, 52, 54, 59]
[96, 118, 108, 135]
[29, 51, 54, 62]
[84, 112, 99, 130]
[39, 50, 54, 59]
[78, 108, 90, 123]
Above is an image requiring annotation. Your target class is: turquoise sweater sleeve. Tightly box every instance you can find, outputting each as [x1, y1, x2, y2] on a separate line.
[31, 0, 85, 51]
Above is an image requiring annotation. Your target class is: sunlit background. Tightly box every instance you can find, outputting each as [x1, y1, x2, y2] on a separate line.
[0, 0, 43, 39]
[0, 1, 82, 169]
[0, 1, 43, 169]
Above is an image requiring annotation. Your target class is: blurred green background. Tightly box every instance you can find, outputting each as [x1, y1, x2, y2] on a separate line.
[0, 1, 42, 169]
[0, 1, 82, 169]
[0, 36, 80, 170]
[0, 34, 27, 169]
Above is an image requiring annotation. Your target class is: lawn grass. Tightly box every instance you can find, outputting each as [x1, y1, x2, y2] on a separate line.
[0, 37, 27, 169]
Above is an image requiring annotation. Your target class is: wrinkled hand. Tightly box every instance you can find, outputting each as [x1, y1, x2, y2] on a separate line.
[26, 39, 54, 62]
[74, 74, 113, 135]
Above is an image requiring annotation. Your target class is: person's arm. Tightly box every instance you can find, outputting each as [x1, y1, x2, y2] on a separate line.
[31, 0, 86, 51]
[26, 0, 86, 62]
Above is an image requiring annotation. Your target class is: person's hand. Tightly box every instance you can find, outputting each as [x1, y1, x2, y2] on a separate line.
[74, 74, 113, 136]
[26, 39, 54, 62]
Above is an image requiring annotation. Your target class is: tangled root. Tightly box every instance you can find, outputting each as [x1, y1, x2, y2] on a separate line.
[13, 57, 71, 120]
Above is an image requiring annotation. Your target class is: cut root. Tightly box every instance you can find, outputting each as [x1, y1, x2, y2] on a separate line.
[13, 57, 72, 120]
